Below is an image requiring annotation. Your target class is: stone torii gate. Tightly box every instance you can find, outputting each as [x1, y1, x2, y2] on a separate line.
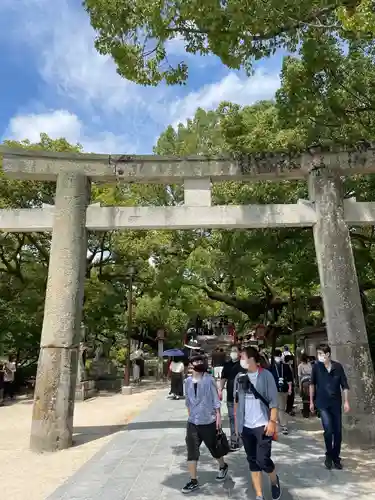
[1, 145, 375, 452]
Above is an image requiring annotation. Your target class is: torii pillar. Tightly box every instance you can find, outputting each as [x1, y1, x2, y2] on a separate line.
[30, 171, 90, 452]
[308, 164, 375, 445]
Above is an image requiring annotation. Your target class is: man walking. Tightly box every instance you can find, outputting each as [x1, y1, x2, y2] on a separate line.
[270, 349, 293, 435]
[309, 344, 350, 470]
[182, 354, 229, 494]
[234, 346, 282, 500]
[219, 344, 245, 450]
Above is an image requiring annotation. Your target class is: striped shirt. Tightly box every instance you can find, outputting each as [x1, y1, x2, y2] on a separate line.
[185, 374, 221, 425]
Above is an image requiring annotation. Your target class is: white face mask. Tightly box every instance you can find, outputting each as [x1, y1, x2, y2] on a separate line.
[230, 352, 239, 361]
[318, 354, 326, 363]
[240, 359, 248, 370]
[274, 356, 281, 363]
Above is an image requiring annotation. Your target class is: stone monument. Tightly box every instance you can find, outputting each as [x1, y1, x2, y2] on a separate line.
[1, 145, 375, 452]
[75, 325, 96, 401]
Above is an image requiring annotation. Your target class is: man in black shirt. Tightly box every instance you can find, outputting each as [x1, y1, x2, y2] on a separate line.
[219, 345, 245, 450]
[310, 344, 350, 470]
[270, 349, 293, 435]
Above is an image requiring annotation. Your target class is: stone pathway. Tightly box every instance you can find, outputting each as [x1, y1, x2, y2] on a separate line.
[1, 388, 162, 500]
[48, 391, 375, 500]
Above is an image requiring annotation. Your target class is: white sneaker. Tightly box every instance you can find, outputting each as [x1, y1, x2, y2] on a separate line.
[216, 463, 228, 481]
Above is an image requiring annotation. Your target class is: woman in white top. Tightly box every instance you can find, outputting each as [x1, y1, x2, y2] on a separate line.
[169, 357, 185, 399]
[298, 353, 313, 417]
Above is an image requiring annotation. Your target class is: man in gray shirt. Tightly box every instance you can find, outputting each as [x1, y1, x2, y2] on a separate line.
[182, 354, 228, 494]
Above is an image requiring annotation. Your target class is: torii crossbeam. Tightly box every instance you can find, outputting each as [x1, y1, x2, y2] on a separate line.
[1, 145, 374, 452]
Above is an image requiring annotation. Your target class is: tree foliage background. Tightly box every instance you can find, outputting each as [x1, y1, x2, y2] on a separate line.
[2, 0, 375, 371]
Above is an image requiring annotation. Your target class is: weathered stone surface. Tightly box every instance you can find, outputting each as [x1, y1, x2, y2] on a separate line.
[3, 144, 375, 182]
[2, 144, 375, 456]
[30, 171, 90, 453]
[183, 178, 211, 206]
[75, 380, 97, 401]
[309, 166, 375, 444]
[121, 386, 133, 395]
[31, 347, 78, 451]
[0, 203, 317, 231]
[4, 200, 375, 231]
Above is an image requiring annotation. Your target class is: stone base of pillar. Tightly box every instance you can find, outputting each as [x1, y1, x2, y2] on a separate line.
[343, 413, 375, 449]
[121, 385, 132, 395]
[75, 380, 97, 401]
[30, 346, 78, 453]
[332, 343, 375, 449]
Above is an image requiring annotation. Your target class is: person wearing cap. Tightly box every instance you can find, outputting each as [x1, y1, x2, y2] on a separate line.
[182, 354, 229, 494]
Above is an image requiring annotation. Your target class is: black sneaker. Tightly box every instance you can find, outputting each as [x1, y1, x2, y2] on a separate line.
[324, 457, 333, 470]
[216, 463, 229, 481]
[181, 479, 199, 494]
[271, 475, 282, 500]
[281, 426, 289, 435]
[333, 459, 343, 470]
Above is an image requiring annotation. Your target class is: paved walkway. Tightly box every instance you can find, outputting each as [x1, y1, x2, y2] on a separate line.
[1, 387, 162, 500]
[48, 391, 375, 500]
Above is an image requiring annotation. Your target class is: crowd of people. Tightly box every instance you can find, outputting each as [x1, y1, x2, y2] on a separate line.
[175, 341, 350, 498]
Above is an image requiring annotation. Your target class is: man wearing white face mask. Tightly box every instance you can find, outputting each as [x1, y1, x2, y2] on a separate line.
[234, 346, 281, 500]
[219, 345, 246, 450]
[309, 344, 350, 470]
[182, 354, 228, 493]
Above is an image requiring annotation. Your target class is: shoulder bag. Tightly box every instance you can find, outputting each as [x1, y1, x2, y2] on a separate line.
[247, 378, 278, 441]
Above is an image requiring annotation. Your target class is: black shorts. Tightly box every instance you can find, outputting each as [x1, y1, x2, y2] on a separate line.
[241, 426, 275, 473]
[186, 422, 221, 461]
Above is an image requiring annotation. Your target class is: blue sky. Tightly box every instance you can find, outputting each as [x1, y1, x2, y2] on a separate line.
[0, 0, 284, 154]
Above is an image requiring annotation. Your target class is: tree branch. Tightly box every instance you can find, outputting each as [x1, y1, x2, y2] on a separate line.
[27, 234, 49, 264]
[168, 4, 341, 43]
[0, 235, 25, 282]
[350, 231, 375, 245]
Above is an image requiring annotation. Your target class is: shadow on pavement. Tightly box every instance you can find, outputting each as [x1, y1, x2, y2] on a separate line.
[72, 419, 189, 447]
[126, 420, 188, 431]
[126, 416, 230, 432]
[161, 428, 375, 499]
[72, 424, 126, 446]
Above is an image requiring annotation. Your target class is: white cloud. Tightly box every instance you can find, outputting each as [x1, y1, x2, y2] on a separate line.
[7, 110, 132, 153]
[0, 0, 283, 152]
[0, 0, 189, 115]
[170, 70, 280, 127]
[1, 0, 141, 112]
[8, 110, 81, 144]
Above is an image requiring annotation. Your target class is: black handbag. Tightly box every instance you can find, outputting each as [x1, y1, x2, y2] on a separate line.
[216, 428, 230, 456]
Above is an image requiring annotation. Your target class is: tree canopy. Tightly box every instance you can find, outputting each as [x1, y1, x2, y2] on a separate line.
[2, 97, 375, 368]
[83, 0, 374, 85]
[277, 37, 375, 145]
[0, 134, 220, 364]
[152, 101, 375, 354]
